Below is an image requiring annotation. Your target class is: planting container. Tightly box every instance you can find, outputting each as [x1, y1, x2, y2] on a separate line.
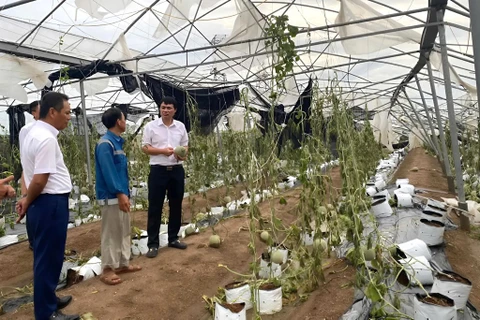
[397, 239, 432, 261]
[398, 183, 415, 195]
[366, 186, 377, 196]
[225, 282, 252, 310]
[370, 198, 393, 218]
[396, 178, 410, 187]
[431, 270, 472, 310]
[417, 219, 445, 246]
[413, 293, 457, 320]
[421, 210, 445, 224]
[254, 284, 282, 315]
[374, 189, 391, 200]
[398, 255, 434, 286]
[214, 302, 246, 320]
[394, 190, 413, 208]
[258, 257, 282, 279]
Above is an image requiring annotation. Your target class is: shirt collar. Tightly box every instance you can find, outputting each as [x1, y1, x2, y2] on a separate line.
[157, 118, 176, 127]
[106, 130, 124, 143]
[36, 120, 59, 137]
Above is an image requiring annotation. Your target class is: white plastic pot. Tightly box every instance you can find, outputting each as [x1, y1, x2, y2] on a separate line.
[302, 232, 314, 246]
[131, 231, 149, 256]
[375, 179, 386, 190]
[431, 271, 472, 310]
[398, 184, 415, 195]
[258, 258, 282, 279]
[417, 219, 445, 246]
[159, 233, 169, 247]
[399, 255, 434, 286]
[225, 282, 252, 310]
[397, 239, 432, 261]
[214, 302, 246, 320]
[394, 190, 413, 208]
[370, 198, 393, 218]
[413, 293, 457, 320]
[426, 199, 447, 211]
[366, 186, 377, 196]
[396, 178, 410, 187]
[375, 189, 391, 201]
[421, 210, 445, 224]
[254, 285, 283, 315]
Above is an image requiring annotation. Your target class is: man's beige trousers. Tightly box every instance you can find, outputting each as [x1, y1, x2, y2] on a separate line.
[101, 204, 131, 270]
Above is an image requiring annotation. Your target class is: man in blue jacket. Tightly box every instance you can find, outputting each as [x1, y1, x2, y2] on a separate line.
[95, 107, 141, 285]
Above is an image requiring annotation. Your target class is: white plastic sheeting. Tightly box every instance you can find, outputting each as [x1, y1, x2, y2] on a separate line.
[334, 0, 421, 55]
[371, 110, 394, 151]
[75, 0, 133, 20]
[0, 54, 48, 102]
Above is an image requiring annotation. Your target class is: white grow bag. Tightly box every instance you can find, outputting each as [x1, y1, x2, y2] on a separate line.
[399, 255, 434, 286]
[394, 190, 413, 208]
[396, 178, 410, 187]
[370, 198, 393, 218]
[397, 239, 432, 261]
[421, 210, 445, 224]
[225, 282, 253, 310]
[254, 285, 283, 315]
[366, 186, 378, 196]
[375, 179, 386, 190]
[413, 293, 457, 320]
[417, 219, 445, 246]
[398, 183, 415, 195]
[431, 271, 473, 310]
[214, 302, 246, 320]
[258, 258, 282, 279]
[374, 189, 391, 201]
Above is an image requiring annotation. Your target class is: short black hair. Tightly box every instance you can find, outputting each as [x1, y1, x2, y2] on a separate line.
[39, 92, 69, 119]
[29, 101, 40, 114]
[101, 107, 124, 129]
[159, 96, 177, 109]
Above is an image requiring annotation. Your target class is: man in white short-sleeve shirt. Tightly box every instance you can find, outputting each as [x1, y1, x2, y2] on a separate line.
[16, 92, 80, 320]
[141, 96, 189, 258]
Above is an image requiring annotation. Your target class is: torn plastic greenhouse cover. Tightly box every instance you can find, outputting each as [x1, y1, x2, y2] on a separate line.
[338, 186, 480, 320]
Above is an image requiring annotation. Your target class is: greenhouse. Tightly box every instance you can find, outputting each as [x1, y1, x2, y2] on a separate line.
[0, 0, 479, 319]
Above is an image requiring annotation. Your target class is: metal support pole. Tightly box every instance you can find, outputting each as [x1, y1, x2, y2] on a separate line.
[414, 75, 443, 161]
[437, 10, 469, 230]
[80, 81, 93, 186]
[397, 102, 434, 150]
[402, 96, 439, 154]
[426, 60, 452, 178]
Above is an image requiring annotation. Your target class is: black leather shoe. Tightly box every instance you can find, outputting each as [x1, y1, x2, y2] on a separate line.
[57, 295, 72, 310]
[49, 311, 80, 320]
[168, 240, 187, 250]
[146, 247, 158, 258]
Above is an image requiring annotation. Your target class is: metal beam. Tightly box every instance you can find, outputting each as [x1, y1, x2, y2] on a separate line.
[0, 40, 90, 65]
[0, 0, 36, 11]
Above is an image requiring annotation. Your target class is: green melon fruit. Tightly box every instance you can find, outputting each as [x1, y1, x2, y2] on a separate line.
[270, 250, 284, 264]
[209, 235, 221, 248]
[260, 231, 270, 242]
[174, 146, 187, 158]
[224, 196, 232, 203]
[362, 247, 375, 261]
[388, 245, 397, 257]
[80, 187, 88, 194]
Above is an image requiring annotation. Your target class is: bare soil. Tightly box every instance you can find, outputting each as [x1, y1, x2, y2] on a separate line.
[0, 167, 355, 320]
[392, 147, 480, 309]
[419, 294, 454, 307]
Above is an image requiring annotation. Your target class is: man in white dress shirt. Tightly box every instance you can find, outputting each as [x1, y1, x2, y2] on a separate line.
[16, 92, 80, 320]
[142, 96, 189, 258]
[18, 100, 40, 249]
